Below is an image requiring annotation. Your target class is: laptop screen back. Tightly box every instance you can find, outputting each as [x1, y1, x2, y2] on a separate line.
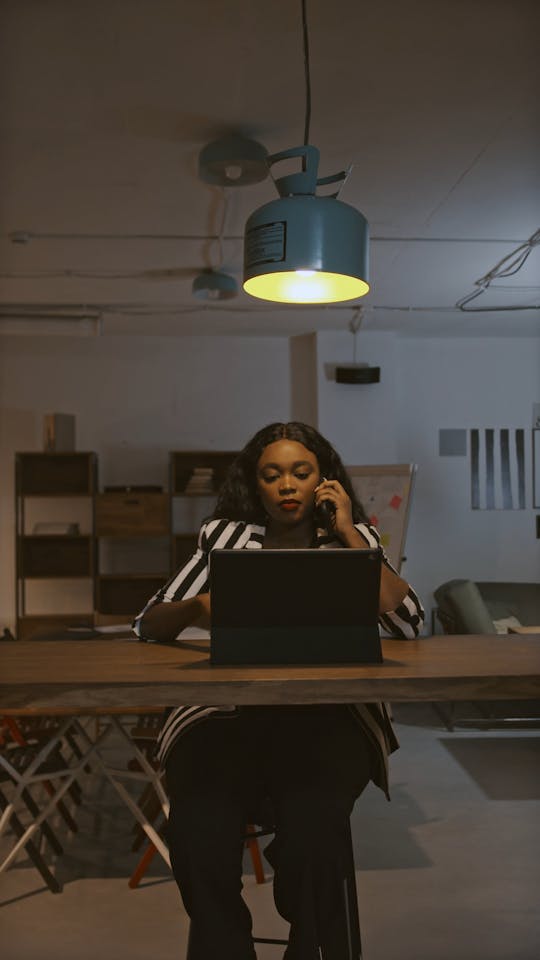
[210, 548, 382, 665]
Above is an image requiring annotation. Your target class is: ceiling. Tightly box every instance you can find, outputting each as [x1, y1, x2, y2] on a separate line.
[1, 0, 539, 338]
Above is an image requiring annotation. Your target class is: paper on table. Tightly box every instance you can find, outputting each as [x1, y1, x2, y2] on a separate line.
[92, 624, 210, 640]
[181, 626, 211, 640]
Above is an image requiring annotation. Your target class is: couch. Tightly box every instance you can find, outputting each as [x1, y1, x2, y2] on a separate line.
[433, 580, 540, 635]
[431, 579, 539, 729]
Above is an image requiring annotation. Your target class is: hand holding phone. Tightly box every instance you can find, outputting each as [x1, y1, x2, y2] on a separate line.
[315, 477, 336, 537]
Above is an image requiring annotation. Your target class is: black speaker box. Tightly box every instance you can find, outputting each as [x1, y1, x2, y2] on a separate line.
[335, 366, 381, 384]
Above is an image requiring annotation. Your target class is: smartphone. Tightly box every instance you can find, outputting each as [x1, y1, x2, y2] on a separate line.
[315, 477, 336, 537]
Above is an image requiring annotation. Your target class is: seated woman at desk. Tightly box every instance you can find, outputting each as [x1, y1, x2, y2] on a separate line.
[133, 421, 424, 960]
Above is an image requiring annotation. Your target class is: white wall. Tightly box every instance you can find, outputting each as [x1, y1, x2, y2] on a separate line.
[1, 328, 539, 633]
[0, 334, 290, 630]
[312, 331, 540, 625]
[394, 336, 540, 621]
[316, 331, 399, 464]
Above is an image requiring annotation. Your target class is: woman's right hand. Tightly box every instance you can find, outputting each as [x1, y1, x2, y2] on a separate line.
[194, 592, 211, 630]
[140, 592, 211, 643]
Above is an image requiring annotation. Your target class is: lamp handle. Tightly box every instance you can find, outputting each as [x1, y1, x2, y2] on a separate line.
[267, 145, 320, 197]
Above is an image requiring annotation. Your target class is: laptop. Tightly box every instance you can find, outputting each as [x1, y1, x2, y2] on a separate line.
[209, 548, 383, 665]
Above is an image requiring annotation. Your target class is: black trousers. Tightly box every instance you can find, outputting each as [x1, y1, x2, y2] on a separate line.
[165, 705, 374, 960]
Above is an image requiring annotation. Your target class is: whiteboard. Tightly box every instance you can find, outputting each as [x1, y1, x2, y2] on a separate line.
[346, 464, 416, 572]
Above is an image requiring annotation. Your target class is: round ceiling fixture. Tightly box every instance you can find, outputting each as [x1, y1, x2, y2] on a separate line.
[198, 135, 268, 186]
[192, 269, 238, 300]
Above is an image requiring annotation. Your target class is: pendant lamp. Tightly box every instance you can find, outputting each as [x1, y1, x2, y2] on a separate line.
[243, 146, 369, 304]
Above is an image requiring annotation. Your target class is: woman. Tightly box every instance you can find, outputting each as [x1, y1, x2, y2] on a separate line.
[133, 422, 424, 960]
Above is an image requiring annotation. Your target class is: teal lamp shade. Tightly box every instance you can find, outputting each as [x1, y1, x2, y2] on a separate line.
[243, 146, 369, 304]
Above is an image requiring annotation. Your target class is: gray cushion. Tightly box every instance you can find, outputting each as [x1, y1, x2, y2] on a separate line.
[436, 579, 496, 633]
[477, 582, 540, 626]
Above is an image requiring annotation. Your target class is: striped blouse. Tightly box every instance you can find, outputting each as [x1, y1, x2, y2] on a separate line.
[132, 518, 424, 796]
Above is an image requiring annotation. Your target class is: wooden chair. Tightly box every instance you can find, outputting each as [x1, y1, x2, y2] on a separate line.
[128, 817, 361, 955]
[127, 822, 269, 889]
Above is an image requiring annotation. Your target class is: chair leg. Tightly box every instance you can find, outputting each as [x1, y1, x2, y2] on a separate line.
[21, 788, 63, 857]
[131, 782, 163, 851]
[251, 821, 363, 956]
[128, 841, 158, 888]
[343, 822, 362, 959]
[128, 823, 268, 890]
[0, 787, 62, 893]
[3, 718, 81, 827]
[39, 780, 78, 834]
[245, 825, 266, 884]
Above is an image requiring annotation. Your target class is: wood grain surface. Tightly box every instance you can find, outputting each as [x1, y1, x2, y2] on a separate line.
[1, 635, 539, 714]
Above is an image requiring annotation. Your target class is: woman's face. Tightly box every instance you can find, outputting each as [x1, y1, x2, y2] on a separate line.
[256, 439, 321, 526]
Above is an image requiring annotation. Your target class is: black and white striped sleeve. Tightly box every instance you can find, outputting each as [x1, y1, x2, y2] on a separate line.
[355, 522, 424, 639]
[132, 520, 211, 642]
[132, 519, 250, 642]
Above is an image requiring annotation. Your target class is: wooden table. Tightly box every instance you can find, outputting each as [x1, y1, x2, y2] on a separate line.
[1, 635, 539, 915]
[1, 634, 539, 714]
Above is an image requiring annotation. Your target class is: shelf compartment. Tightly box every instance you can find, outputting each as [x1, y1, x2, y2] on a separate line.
[95, 492, 169, 536]
[170, 451, 238, 495]
[19, 535, 93, 578]
[96, 574, 168, 616]
[16, 452, 97, 496]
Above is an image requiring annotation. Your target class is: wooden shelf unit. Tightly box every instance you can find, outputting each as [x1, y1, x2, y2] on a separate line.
[14, 449, 239, 637]
[95, 491, 169, 537]
[96, 574, 168, 616]
[170, 451, 237, 496]
[15, 452, 98, 639]
[94, 490, 170, 618]
[169, 450, 238, 573]
[19, 534, 94, 578]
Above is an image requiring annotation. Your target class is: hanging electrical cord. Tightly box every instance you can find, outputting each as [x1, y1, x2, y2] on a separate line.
[301, 0, 311, 148]
[456, 228, 540, 312]
[266, 0, 311, 187]
[215, 189, 230, 271]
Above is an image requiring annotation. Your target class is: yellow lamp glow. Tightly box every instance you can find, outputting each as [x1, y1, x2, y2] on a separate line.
[243, 270, 369, 304]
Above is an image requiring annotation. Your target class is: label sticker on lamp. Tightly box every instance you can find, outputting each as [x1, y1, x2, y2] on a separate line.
[245, 221, 286, 266]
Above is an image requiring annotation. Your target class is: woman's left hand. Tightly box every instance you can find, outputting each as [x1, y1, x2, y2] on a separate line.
[314, 478, 355, 539]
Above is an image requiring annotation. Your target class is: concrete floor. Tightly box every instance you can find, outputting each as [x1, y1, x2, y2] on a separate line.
[1, 703, 539, 960]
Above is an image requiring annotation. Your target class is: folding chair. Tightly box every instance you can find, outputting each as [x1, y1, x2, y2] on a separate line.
[0, 716, 113, 890]
[0, 752, 65, 893]
[2, 716, 82, 832]
[95, 714, 171, 869]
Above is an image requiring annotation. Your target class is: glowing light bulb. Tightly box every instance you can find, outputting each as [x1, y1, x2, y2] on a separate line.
[224, 164, 243, 181]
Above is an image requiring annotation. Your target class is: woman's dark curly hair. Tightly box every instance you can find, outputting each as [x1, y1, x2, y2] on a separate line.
[212, 421, 368, 525]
